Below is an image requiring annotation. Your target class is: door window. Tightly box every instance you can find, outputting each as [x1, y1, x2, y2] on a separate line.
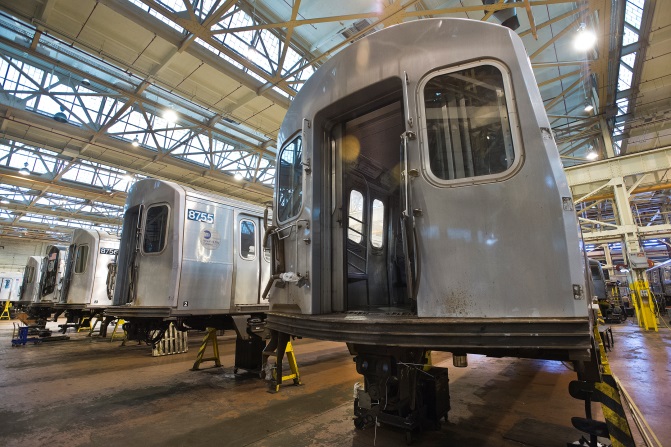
[240, 219, 256, 260]
[348, 190, 364, 243]
[371, 199, 384, 249]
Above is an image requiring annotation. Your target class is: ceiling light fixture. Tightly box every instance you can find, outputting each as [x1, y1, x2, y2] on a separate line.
[574, 23, 597, 51]
[1, 199, 9, 204]
[234, 172, 244, 181]
[53, 106, 68, 123]
[123, 172, 135, 183]
[18, 162, 31, 175]
[584, 103, 594, 113]
[131, 136, 140, 147]
[163, 108, 178, 124]
[586, 151, 598, 161]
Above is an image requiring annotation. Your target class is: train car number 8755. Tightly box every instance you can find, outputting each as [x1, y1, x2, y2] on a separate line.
[187, 209, 214, 224]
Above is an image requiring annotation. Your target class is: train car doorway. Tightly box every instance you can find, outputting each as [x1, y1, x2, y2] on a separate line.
[330, 101, 411, 313]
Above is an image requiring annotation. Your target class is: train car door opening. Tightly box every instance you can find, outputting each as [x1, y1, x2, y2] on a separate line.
[330, 100, 411, 313]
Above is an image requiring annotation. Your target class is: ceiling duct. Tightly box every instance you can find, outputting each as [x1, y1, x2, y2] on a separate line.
[482, 0, 520, 31]
[341, 19, 375, 41]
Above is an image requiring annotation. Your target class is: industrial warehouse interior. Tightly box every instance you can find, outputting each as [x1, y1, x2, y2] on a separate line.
[0, 1, 670, 446]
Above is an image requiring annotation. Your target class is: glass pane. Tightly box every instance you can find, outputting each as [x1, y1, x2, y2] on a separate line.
[277, 137, 303, 221]
[371, 199, 384, 248]
[590, 265, 601, 280]
[143, 205, 169, 253]
[424, 64, 514, 181]
[348, 190, 364, 243]
[240, 219, 256, 260]
[75, 245, 89, 273]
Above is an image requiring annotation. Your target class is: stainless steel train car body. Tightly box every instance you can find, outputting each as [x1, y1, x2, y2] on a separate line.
[589, 259, 608, 301]
[56, 228, 120, 310]
[267, 18, 591, 359]
[36, 244, 69, 305]
[18, 256, 42, 305]
[646, 259, 671, 309]
[0, 272, 22, 302]
[111, 179, 270, 318]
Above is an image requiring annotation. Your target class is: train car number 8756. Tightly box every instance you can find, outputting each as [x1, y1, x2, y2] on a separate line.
[187, 209, 215, 224]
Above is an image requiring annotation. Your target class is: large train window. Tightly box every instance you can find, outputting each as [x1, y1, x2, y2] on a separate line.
[421, 61, 517, 183]
[371, 199, 384, 249]
[26, 266, 34, 283]
[74, 245, 89, 274]
[277, 136, 303, 222]
[240, 219, 256, 260]
[348, 190, 364, 243]
[143, 204, 169, 254]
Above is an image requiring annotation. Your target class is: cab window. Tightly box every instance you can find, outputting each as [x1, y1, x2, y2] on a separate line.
[74, 245, 89, 274]
[143, 205, 169, 254]
[277, 136, 303, 222]
[423, 63, 515, 182]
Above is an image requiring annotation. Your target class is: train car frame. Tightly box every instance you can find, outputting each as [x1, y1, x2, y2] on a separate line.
[262, 18, 598, 433]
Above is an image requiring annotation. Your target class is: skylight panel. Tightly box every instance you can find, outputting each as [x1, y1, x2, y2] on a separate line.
[624, 0, 644, 29]
[617, 64, 633, 90]
[622, 27, 639, 46]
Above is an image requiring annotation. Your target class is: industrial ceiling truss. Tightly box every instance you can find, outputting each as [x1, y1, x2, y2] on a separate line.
[0, 0, 669, 248]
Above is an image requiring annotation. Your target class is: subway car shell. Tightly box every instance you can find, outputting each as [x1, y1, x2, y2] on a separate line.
[55, 228, 120, 311]
[18, 256, 42, 306]
[646, 259, 671, 310]
[109, 179, 270, 319]
[34, 244, 69, 306]
[266, 18, 592, 360]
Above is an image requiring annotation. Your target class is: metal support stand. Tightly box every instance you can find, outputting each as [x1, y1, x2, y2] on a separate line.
[262, 330, 301, 392]
[110, 319, 126, 342]
[630, 278, 657, 331]
[77, 315, 92, 332]
[1, 300, 11, 320]
[191, 327, 222, 371]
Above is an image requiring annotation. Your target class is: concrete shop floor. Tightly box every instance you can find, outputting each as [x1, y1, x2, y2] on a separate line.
[0, 318, 668, 447]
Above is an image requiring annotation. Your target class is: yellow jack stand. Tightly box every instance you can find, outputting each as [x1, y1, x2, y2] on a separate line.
[191, 327, 222, 371]
[630, 279, 658, 331]
[1, 301, 11, 320]
[77, 315, 92, 332]
[110, 319, 126, 342]
[262, 331, 301, 392]
[87, 315, 103, 336]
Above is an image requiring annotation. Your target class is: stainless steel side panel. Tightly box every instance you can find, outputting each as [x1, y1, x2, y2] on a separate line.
[89, 234, 120, 308]
[0, 272, 22, 302]
[22, 256, 42, 304]
[176, 198, 234, 311]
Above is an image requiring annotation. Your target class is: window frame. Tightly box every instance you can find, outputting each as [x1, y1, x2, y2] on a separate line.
[418, 59, 523, 187]
[141, 203, 171, 255]
[276, 133, 304, 224]
[74, 244, 90, 274]
[239, 218, 257, 261]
